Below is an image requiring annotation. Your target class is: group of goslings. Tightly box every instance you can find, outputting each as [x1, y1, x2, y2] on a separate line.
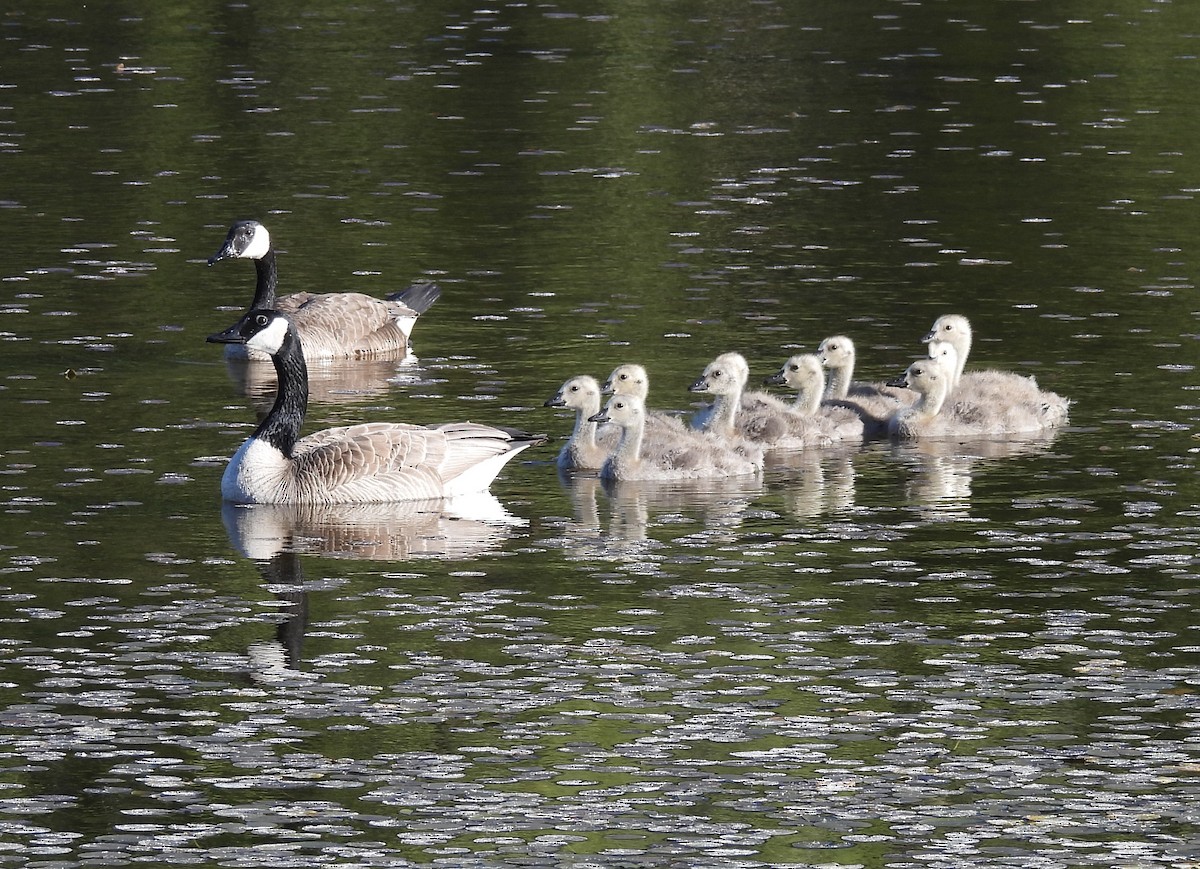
[545, 314, 1069, 481]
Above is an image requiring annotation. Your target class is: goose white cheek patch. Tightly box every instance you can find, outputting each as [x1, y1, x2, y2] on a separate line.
[241, 226, 272, 259]
[246, 317, 290, 355]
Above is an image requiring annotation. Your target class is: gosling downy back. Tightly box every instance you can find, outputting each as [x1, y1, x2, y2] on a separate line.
[208, 219, 441, 361]
[923, 314, 1069, 429]
[764, 353, 866, 444]
[690, 352, 840, 449]
[887, 349, 1066, 438]
[816, 334, 912, 434]
[588, 393, 760, 481]
[207, 309, 543, 504]
[602, 362, 690, 438]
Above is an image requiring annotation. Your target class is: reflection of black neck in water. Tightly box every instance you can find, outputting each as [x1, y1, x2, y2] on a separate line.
[257, 550, 309, 671]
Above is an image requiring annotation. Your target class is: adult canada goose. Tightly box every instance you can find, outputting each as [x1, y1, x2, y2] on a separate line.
[922, 314, 1070, 428]
[763, 353, 866, 443]
[885, 346, 1066, 438]
[816, 335, 912, 433]
[207, 309, 543, 504]
[543, 375, 618, 472]
[208, 219, 441, 360]
[689, 352, 836, 449]
[588, 394, 760, 481]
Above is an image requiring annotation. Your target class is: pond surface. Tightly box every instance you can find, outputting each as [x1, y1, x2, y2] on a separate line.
[2, 1, 1200, 866]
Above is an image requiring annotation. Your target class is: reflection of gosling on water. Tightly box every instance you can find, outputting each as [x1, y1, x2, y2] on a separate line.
[689, 352, 835, 449]
[208, 310, 543, 504]
[589, 394, 760, 481]
[886, 346, 1065, 439]
[208, 219, 440, 361]
[923, 313, 1069, 427]
[763, 353, 866, 444]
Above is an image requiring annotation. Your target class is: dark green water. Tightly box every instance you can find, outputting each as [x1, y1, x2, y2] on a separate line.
[2, 2, 1199, 866]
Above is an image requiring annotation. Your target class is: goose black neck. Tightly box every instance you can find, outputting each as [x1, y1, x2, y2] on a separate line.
[249, 249, 279, 309]
[255, 327, 308, 457]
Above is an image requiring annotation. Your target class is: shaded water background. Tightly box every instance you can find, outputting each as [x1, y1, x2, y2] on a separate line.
[3, 1, 1200, 866]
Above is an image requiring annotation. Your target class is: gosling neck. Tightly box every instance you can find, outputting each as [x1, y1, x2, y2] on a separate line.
[707, 379, 743, 438]
[794, 381, 822, 416]
[824, 360, 852, 400]
[611, 416, 645, 475]
[571, 402, 601, 453]
[912, 377, 948, 420]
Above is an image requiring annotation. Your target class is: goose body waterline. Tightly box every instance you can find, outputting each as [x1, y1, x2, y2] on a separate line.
[543, 375, 618, 472]
[923, 314, 1069, 430]
[689, 352, 837, 449]
[208, 220, 440, 361]
[208, 310, 543, 504]
[816, 335, 912, 434]
[886, 346, 1065, 438]
[588, 394, 760, 481]
[763, 353, 866, 444]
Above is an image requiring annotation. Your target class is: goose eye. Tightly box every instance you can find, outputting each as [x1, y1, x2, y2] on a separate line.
[254, 314, 269, 326]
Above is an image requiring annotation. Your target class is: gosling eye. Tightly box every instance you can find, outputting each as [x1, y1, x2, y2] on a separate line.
[788, 363, 799, 372]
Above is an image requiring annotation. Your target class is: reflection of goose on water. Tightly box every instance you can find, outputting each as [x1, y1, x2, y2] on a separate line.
[226, 354, 424, 416]
[223, 493, 522, 562]
[763, 353, 866, 444]
[552, 472, 764, 558]
[207, 219, 441, 361]
[208, 310, 544, 504]
[922, 313, 1070, 429]
[689, 352, 833, 449]
[589, 393, 761, 481]
[243, 550, 311, 684]
[893, 434, 1059, 518]
[887, 345, 1067, 439]
[765, 445, 858, 519]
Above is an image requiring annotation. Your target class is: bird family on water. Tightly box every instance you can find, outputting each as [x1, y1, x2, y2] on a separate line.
[205, 219, 1069, 502]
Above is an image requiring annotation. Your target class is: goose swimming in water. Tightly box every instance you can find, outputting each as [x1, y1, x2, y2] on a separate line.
[886, 346, 1065, 438]
[588, 393, 760, 481]
[816, 335, 912, 434]
[602, 363, 692, 435]
[689, 352, 837, 449]
[922, 314, 1069, 428]
[208, 219, 441, 361]
[763, 353, 866, 444]
[207, 309, 543, 504]
[543, 375, 618, 472]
